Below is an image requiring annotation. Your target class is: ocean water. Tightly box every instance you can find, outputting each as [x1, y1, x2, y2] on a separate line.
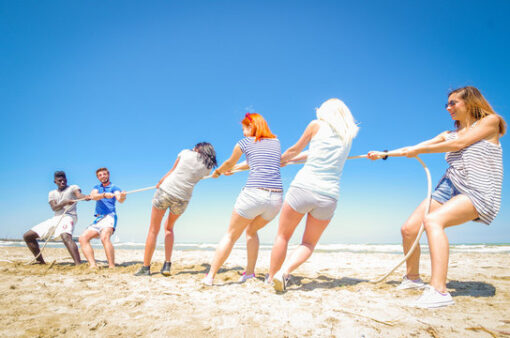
[1, 240, 509, 254]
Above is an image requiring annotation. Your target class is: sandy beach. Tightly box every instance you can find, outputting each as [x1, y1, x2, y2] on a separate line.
[1, 246, 509, 337]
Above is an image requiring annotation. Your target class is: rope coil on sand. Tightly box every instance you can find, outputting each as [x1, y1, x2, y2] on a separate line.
[27, 152, 432, 284]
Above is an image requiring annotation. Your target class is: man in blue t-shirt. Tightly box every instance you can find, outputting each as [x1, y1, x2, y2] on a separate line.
[79, 167, 126, 268]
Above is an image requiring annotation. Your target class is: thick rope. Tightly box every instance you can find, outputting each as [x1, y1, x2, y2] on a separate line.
[27, 186, 157, 265]
[25, 152, 431, 281]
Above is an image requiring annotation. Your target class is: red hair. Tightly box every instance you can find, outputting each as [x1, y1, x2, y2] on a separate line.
[242, 113, 276, 142]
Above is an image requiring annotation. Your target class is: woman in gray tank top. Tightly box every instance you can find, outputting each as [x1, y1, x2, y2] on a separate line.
[369, 86, 506, 308]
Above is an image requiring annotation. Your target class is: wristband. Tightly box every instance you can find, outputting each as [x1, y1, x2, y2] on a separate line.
[382, 150, 388, 160]
[103, 193, 106, 198]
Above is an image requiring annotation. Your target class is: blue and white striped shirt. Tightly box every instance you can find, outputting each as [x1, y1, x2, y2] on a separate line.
[237, 137, 282, 190]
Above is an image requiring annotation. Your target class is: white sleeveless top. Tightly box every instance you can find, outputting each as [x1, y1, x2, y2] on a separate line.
[444, 131, 503, 225]
[290, 120, 351, 200]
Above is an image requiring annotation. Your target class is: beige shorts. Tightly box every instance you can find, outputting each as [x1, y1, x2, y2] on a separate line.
[152, 189, 189, 215]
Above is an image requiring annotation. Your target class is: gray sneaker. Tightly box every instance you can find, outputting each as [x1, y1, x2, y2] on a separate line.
[396, 275, 426, 290]
[160, 261, 171, 276]
[134, 265, 150, 276]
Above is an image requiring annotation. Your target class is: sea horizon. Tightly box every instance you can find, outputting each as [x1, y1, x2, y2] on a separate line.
[1, 239, 509, 254]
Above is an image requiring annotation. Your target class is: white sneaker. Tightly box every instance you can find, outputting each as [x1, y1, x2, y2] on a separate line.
[238, 272, 255, 283]
[201, 274, 213, 286]
[397, 276, 426, 290]
[414, 286, 455, 308]
[272, 270, 287, 292]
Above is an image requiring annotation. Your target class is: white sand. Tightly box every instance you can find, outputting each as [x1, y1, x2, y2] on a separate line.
[1, 246, 509, 337]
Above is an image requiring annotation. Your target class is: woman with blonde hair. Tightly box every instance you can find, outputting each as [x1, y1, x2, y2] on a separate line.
[368, 86, 505, 308]
[267, 98, 359, 291]
[203, 113, 283, 285]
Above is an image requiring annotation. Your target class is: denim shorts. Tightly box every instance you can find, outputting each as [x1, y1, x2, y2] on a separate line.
[234, 188, 283, 221]
[431, 176, 461, 204]
[285, 186, 337, 220]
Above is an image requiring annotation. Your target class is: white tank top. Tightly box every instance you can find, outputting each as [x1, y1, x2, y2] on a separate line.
[290, 120, 351, 200]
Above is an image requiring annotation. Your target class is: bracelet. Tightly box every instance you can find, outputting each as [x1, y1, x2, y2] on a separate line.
[382, 149, 388, 160]
[103, 193, 106, 198]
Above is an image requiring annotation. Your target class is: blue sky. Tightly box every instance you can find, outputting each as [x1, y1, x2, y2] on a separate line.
[0, 1, 509, 244]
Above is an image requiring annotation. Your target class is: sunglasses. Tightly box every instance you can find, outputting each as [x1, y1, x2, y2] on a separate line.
[445, 100, 458, 108]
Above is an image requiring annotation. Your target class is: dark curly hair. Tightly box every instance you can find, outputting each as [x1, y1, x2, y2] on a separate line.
[194, 142, 218, 169]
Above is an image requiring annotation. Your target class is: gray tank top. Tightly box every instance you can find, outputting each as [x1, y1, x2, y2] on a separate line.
[444, 131, 503, 224]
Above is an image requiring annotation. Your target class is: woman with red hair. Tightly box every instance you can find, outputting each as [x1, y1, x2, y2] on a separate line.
[203, 113, 283, 286]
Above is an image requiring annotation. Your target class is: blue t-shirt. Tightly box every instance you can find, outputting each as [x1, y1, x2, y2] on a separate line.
[93, 183, 122, 216]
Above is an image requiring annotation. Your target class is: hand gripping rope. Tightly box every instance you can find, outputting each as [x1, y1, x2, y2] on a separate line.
[28, 152, 432, 284]
[282, 151, 432, 283]
[27, 186, 157, 265]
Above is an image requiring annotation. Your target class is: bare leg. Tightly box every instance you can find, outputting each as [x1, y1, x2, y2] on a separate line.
[401, 198, 442, 279]
[143, 206, 167, 266]
[100, 228, 115, 268]
[208, 211, 252, 279]
[244, 216, 271, 275]
[267, 203, 305, 281]
[23, 230, 45, 264]
[79, 230, 100, 268]
[284, 213, 330, 275]
[61, 233, 81, 265]
[423, 195, 478, 292]
[163, 213, 181, 262]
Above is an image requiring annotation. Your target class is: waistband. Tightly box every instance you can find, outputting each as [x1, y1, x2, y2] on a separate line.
[255, 187, 283, 193]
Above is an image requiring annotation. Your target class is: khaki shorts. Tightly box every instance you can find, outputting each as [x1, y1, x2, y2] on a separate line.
[152, 189, 189, 215]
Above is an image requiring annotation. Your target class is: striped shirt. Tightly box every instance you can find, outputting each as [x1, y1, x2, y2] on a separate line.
[237, 137, 282, 190]
[444, 131, 503, 225]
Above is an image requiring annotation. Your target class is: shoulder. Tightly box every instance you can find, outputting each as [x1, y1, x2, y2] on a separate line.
[237, 137, 253, 147]
[179, 149, 192, 157]
[48, 189, 57, 197]
[480, 114, 500, 127]
[305, 120, 321, 137]
[111, 184, 121, 192]
[69, 184, 80, 191]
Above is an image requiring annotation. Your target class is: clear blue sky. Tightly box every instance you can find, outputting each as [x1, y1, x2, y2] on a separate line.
[0, 1, 508, 244]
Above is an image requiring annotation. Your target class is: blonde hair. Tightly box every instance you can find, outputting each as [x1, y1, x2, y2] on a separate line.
[316, 98, 359, 144]
[449, 86, 506, 136]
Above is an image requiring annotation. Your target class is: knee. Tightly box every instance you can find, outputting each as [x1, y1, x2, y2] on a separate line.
[78, 235, 87, 245]
[300, 241, 315, 251]
[100, 234, 111, 244]
[423, 215, 441, 233]
[23, 231, 35, 242]
[61, 233, 71, 243]
[245, 228, 257, 238]
[401, 221, 419, 239]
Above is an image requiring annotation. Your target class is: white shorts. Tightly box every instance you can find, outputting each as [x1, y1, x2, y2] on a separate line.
[234, 188, 283, 221]
[86, 214, 117, 234]
[286, 186, 337, 220]
[31, 215, 76, 240]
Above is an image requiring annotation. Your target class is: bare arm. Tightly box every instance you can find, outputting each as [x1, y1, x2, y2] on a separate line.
[156, 157, 180, 188]
[73, 188, 90, 201]
[114, 190, 127, 203]
[367, 131, 448, 160]
[212, 145, 243, 177]
[49, 199, 74, 211]
[404, 115, 500, 157]
[281, 121, 320, 164]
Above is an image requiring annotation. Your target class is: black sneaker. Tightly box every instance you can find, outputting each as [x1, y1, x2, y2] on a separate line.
[134, 265, 150, 276]
[160, 261, 171, 276]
